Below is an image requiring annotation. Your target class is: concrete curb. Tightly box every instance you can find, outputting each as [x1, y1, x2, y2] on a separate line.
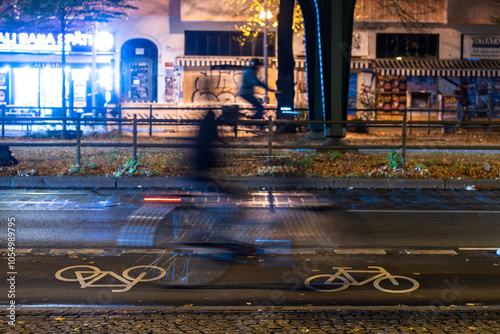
[0, 176, 499, 190]
[331, 178, 445, 189]
[445, 178, 500, 190]
[10, 176, 117, 189]
[9, 305, 500, 312]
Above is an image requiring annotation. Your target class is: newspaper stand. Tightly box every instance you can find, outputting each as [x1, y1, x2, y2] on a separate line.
[438, 94, 459, 134]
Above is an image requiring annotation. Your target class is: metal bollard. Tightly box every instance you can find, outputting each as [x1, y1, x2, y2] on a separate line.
[76, 112, 81, 165]
[401, 112, 407, 169]
[149, 104, 153, 137]
[267, 116, 273, 167]
[133, 114, 138, 161]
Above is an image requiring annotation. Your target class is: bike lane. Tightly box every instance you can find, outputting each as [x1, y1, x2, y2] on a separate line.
[2, 250, 499, 307]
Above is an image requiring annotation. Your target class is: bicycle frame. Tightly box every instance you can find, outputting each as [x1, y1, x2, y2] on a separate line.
[330, 266, 399, 286]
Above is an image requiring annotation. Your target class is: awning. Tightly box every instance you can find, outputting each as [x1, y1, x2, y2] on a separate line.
[176, 56, 500, 77]
[374, 59, 500, 77]
[176, 56, 263, 67]
[176, 56, 372, 70]
[293, 58, 372, 70]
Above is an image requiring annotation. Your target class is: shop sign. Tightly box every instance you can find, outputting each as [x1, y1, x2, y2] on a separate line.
[0, 30, 114, 53]
[442, 95, 459, 109]
[462, 35, 500, 60]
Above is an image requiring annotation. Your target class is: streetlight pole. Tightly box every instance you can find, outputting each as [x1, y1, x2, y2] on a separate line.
[261, 1, 270, 104]
[91, 24, 97, 114]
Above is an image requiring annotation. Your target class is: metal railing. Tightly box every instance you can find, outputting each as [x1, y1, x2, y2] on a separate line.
[1, 109, 500, 169]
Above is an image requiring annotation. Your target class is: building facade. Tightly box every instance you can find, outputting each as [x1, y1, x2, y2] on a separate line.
[1, 0, 499, 121]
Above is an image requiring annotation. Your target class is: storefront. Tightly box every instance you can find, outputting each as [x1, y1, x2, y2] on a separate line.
[371, 59, 500, 120]
[0, 30, 116, 115]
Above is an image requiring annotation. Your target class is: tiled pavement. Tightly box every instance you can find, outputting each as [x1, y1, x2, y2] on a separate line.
[2, 307, 500, 333]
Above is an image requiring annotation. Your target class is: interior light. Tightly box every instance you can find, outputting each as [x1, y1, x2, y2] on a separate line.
[94, 31, 114, 52]
[98, 66, 113, 91]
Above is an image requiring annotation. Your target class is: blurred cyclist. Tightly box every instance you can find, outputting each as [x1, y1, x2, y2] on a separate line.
[239, 58, 277, 130]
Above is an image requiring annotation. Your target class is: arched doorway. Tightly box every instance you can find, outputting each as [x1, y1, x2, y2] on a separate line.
[121, 38, 158, 102]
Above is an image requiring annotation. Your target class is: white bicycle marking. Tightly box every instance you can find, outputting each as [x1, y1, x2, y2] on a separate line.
[305, 266, 419, 294]
[55, 265, 167, 293]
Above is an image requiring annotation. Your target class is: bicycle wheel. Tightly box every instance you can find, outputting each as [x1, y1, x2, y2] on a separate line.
[55, 265, 100, 282]
[154, 251, 228, 286]
[122, 265, 167, 282]
[304, 275, 349, 292]
[156, 204, 241, 245]
[373, 275, 419, 293]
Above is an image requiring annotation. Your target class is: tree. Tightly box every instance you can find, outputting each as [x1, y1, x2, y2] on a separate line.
[2, 0, 137, 138]
[225, 0, 302, 133]
[491, 0, 500, 25]
[225, 0, 303, 45]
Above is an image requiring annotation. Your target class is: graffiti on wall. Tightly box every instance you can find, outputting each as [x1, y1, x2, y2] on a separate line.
[184, 68, 274, 104]
[184, 69, 244, 104]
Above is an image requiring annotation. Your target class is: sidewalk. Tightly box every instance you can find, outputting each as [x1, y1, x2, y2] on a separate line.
[2, 306, 500, 333]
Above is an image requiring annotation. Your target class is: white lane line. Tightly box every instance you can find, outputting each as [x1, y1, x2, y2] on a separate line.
[122, 249, 172, 254]
[347, 210, 500, 214]
[0, 248, 33, 254]
[0, 208, 106, 211]
[405, 250, 458, 255]
[49, 249, 105, 254]
[334, 249, 387, 255]
[459, 247, 498, 251]
[16, 249, 33, 254]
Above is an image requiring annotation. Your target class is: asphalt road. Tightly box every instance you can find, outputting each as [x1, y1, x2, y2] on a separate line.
[2, 250, 499, 307]
[1, 189, 499, 307]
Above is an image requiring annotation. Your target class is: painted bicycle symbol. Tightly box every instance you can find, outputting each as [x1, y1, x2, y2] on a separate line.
[305, 266, 419, 293]
[55, 265, 166, 293]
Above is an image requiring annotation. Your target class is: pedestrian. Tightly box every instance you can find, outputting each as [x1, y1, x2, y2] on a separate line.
[95, 87, 107, 117]
[239, 58, 277, 130]
[193, 110, 220, 175]
[455, 81, 470, 126]
[192, 110, 244, 198]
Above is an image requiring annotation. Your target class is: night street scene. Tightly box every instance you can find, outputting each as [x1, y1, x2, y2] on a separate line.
[2, 0, 500, 333]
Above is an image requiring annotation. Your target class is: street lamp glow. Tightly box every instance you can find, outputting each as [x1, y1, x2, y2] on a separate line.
[94, 31, 115, 52]
[260, 10, 272, 20]
[261, 2, 272, 104]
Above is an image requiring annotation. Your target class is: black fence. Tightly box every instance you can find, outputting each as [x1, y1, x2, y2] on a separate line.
[1, 104, 500, 169]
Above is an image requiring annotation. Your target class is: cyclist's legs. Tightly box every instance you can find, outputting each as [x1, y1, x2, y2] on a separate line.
[241, 94, 264, 129]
